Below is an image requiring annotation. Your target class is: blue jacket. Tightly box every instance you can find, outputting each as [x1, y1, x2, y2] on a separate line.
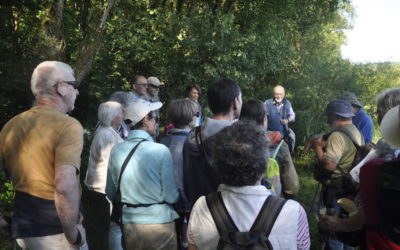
[353, 108, 373, 144]
[106, 130, 179, 224]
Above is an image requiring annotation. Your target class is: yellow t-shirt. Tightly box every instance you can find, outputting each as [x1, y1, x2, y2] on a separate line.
[323, 124, 363, 177]
[0, 106, 83, 200]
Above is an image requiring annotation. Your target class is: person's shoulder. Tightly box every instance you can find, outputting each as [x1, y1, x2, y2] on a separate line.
[283, 98, 292, 105]
[63, 116, 83, 131]
[265, 98, 273, 104]
[191, 195, 208, 214]
[281, 198, 303, 213]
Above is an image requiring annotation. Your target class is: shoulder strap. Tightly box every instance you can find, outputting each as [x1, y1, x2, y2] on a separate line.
[272, 140, 284, 159]
[194, 125, 211, 164]
[250, 195, 287, 237]
[333, 127, 361, 149]
[332, 127, 362, 174]
[115, 139, 146, 202]
[206, 192, 238, 236]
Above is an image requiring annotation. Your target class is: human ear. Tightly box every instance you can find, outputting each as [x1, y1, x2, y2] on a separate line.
[56, 83, 70, 97]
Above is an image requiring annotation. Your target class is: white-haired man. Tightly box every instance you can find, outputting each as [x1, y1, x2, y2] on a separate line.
[0, 61, 86, 249]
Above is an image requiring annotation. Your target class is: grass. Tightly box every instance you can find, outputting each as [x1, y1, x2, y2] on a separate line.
[293, 151, 323, 250]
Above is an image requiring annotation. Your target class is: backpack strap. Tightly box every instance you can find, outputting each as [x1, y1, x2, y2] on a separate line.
[115, 139, 146, 202]
[194, 125, 211, 165]
[272, 140, 284, 159]
[206, 192, 238, 236]
[331, 127, 362, 175]
[250, 195, 287, 237]
[333, 127, 362, 149]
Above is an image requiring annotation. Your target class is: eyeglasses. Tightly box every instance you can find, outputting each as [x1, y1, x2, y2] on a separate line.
[62, 81, 80, 89]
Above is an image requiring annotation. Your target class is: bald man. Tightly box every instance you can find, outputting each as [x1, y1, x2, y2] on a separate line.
[265, 85, 295, 136]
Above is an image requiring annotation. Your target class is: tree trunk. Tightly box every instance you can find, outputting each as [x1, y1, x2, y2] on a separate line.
[72, 0, 117, 82]
[37, 0, 66, 61]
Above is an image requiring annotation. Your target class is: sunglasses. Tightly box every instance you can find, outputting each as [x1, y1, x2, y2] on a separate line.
[62, 81, 80, 89]
[195, 111, 201, 117]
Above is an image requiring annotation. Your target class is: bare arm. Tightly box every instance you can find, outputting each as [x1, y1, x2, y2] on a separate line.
[320, 209, 365, 232]
[54, 164, 86, 246]
[313, 138, 338, 171]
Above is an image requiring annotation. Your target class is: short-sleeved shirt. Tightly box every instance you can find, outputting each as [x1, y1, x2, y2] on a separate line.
[0, 106, 83, 200]
[323, 124, 363, 177]
[0, 106, 83, 237]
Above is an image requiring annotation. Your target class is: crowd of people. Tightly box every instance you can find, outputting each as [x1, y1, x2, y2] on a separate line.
[0, 60, 399, 250]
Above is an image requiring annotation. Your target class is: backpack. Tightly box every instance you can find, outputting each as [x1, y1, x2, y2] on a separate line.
[378, 159, 400, 245]
[183, 126, 222, 207]
[265, 140, 284, 196]
[206, 192, 287, 250]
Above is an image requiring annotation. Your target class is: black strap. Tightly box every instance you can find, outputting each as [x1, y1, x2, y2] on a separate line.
[194, 125, 211, 165]
[331, 127, 362, 175]
[250, 195, 287, 236]
[206, 192, 287, 237]
[114, 139, 146, 203]
[124, 201, 168, 208]
[206, 192, 238, 235]
[333, 127, 362, 149]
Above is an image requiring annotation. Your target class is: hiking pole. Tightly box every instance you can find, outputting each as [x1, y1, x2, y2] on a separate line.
[308, 182, 321, 215]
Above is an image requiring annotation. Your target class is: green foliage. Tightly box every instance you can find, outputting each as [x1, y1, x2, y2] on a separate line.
[0, 172, 14, 217]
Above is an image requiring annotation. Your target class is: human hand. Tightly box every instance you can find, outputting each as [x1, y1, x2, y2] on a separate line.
[313, 137, 325, 150]
[68, 224, 87, 248]
[319, 215, 339, 231]
[304, 134, 324, 152]
[280, 119, 288, 125]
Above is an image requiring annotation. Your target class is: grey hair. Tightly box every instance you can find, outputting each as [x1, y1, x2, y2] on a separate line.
[212, 121, 269, 186]
[109, 91, 133, 109]
[376, 87, 400, 124]
[167, 98, 199, 128]
[98, 101, 123, 127]
[31, 61, 74, 98]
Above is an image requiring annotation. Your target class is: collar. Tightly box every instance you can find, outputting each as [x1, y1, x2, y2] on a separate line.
[218, 184, 270, 196]
[168, 128, 190, 134]
[127, 129, 154, 142]
[273, 98, 284, 105]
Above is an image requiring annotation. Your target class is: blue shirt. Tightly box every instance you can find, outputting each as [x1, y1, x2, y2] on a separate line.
[353, 108, 373, 144]
[106, 130, 179, 224]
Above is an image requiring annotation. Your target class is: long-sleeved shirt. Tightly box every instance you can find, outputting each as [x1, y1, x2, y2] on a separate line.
[106, 129, 179, 224]
[85, 126, 123, 194]
[353, 108, 373, 144]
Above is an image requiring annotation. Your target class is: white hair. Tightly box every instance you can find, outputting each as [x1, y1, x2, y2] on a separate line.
[31, 61, 74, 98]
[98, 101, 123, 127]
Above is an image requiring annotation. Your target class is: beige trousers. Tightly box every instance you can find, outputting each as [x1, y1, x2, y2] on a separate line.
[122, 222, 177, 250]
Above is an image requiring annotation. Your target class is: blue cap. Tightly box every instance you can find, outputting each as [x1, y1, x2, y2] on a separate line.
[324, 99, 355, 118]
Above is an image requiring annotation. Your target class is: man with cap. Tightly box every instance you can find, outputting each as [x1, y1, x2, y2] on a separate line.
[147, 76, 164, 137]
[307, 99, 364, 250]
[106, 99, 179, 250]
[339, 92, 374, 144]
[147, 76, 164, 103]
[129, 75, 149, 101]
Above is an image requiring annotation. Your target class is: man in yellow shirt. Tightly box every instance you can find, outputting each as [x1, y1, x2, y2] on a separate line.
[0, 61, 86, 249]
